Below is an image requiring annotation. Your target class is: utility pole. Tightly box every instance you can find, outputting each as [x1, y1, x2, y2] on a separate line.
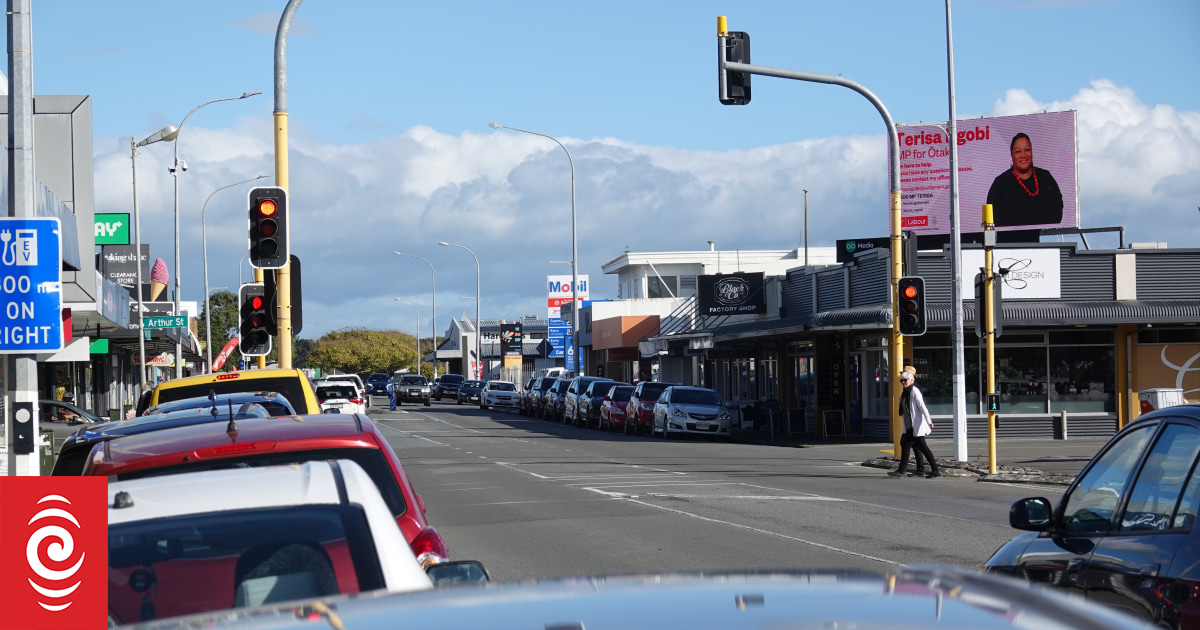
[272, 0, 304, 369]
[803, 189, 809, 267]
[983, 203, 998, 474]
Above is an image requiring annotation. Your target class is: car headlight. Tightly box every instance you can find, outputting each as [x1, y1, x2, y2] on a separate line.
[641, 402, 654, 410]
[718, 412, 730, 420]
[672, 407, 687, 417]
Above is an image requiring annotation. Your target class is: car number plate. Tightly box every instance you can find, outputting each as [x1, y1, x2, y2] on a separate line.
[695, 422, 710, 430]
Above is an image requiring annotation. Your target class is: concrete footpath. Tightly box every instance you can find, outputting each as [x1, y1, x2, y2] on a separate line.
[731, 426, 1108, 486]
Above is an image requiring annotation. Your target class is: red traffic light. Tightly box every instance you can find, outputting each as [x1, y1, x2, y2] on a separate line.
[251, 296, 263, 310]
[257, 199, 277, 217]
[902, 285, 918, 299]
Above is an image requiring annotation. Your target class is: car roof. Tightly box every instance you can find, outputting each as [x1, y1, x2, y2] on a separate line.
[145, 391, 294, 414]
[89, 414, 376, 475]
[108, 460, 354, 524]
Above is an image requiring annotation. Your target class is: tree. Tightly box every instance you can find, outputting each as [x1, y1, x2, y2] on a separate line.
[307, 328, 419, 375]
[197, 290, 239, 371]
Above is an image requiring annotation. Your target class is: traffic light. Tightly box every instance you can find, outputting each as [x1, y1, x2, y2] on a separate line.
[248, 186, 288, 269]
[719, 30, 751, 105]
[897, 276, 926, 336]
[238, 283, 271, 356]
[974, 271, 1003, 338]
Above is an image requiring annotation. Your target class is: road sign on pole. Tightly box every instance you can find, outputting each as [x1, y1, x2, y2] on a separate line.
[0, 218, 63, 353]
[143, 315, 189, 329]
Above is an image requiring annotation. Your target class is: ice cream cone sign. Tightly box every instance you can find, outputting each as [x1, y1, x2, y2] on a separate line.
[150, 258, 168, 301]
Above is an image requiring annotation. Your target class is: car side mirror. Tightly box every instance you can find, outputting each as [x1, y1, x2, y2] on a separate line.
[1010, 497, 1054, 531]
[426, 560, 490, 587]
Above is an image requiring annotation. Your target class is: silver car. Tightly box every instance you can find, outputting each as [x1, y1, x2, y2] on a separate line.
[652, 386, 732, 439]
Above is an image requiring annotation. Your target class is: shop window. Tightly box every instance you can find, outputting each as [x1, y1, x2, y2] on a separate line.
[1049, 330, 1115, 346]
[759, 355, 777, 401]
[863, 350, 890, 419]
[1049, 345, 1115, 413]
[794, 357, 814, 430]
[996, 346, 1048, 414]
[1139, 329, 1200, 344]
[647, 276, 678, 299]
[679, 276, 698, 298]
[912, 347, 981, 415]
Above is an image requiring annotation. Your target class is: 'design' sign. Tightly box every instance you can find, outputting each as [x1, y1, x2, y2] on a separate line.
[0, 218, 63, 353]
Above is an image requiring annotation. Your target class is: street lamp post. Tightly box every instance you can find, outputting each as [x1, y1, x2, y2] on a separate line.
[438, 242, 480, 379]
[394, 252, 437, 378]
[164, 92, 260, 378]
[202, 175, 267, 372]
[489, 123, 580, 375]
[131, 125, 180, 391]
[394, 298, 421, 376]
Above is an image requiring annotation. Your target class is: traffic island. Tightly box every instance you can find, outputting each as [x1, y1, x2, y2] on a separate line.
[861, 456, 1075, 485]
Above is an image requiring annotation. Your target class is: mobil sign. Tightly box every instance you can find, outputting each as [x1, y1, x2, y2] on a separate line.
[547, 275, 589, 319]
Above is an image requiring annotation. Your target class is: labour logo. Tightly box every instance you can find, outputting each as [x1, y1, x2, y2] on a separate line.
[0, 476, 108, 630]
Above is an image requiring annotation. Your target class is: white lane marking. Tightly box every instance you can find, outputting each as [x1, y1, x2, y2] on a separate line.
[998, 484, 1066, 494]
[575, 482, 740, 489]
[375, 423, 447, 446]
[642, 494, 847, 501]
[454, 499, 611, 507]
[544, 473, 687, 481]
[583, 494, 902, 566]
[497, 462, 550, 479]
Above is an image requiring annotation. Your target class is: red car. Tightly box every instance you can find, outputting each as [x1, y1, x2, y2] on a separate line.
[625, 381, 674, 436]
[82, 413, 449, 567]
[599, 385, 635, 432]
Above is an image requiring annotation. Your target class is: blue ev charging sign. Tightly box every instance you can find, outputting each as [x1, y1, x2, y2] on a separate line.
[0, 218, 63, 353]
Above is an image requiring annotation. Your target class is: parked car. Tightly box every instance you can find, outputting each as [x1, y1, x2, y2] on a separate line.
[366, 372, 395, 405]
[143, 368, 321, 414]
[530, 377, 557, 419]
[627, 381, 674, 436]
[144, 391, 297, 418]
[579, 378, 619, 428]
[544, 378, 572, 421]
[481, 380, 520, 410]
[314, 381, 367, 414]
[324, 373, 367, 401]
[985, 403, 1200, 629]
[652, 386, 732, 439]
[519, 377, 538, 415]
[565, 376, 615, 427]
[456, 380, 485, 405]
[600, 384, 636, 432]
[81, 413, 450, 567]
[434, 373, 465, 401]
[127, 566, 1155, 630]
[395, 374, 433, 407]
[106, 460, 434, 626]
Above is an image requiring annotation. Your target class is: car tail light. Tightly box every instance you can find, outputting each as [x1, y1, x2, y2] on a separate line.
[196, 441, 276, 457]
[410, 526, 449, 568]
[317, 398, 326, 404]
[216, 373, 241, 380]
[350, 397, 363, 404]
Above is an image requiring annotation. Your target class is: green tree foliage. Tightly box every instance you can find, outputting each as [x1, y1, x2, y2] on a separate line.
[307, 328, 418, 375]
[197, 290, 239, 371]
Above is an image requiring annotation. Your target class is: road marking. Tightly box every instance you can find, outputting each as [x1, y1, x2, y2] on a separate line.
[640, 494, 847, 501]
[576, 481, 739, 489]
[375, 423, 447, 446]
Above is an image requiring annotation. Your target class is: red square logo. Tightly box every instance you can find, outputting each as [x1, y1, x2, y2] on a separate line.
[0, 476, 108, 630]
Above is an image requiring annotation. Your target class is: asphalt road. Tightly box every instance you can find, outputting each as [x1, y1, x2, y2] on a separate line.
[369, 401, 1085, 582]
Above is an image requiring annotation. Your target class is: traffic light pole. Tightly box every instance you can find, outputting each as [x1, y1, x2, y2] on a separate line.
[718, 17, 905, 455]
[271, 0, 303, 370]
[983, 203, 998, 474]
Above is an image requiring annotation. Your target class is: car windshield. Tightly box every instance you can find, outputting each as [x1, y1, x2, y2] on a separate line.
[489, 382, 517, 391]
[611, 388, 633, 402]
[317, 386, 358, 400]
[108, 504, 385, 625]
[400, 376, 428, 385]
[367, 374, 389, 383]
[672, 389, 722, 406]
[440, 375, 465, 384]
[638, 383, 671, 399]
[463, 381, 485, 388]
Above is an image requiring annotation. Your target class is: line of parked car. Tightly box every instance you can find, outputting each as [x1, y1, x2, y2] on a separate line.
[51, 368, 487, 627]
[516, 375, 734, 439]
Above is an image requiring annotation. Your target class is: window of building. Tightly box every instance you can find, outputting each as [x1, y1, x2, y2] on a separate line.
[679, 276, 698, 298]
[1049, 345, 1115, 413]
[647, 275, 678, 299]
[911, 347, 980, 415]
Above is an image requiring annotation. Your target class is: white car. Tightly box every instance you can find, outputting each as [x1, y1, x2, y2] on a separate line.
[480, 380, 520, 410]
[106, 460, 432, 625]
[324, 374, 367, 402]
[652, 386, 733, 439]
[314, 380, 367, 414]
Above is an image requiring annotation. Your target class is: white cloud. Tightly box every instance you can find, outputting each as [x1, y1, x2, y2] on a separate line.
[91, 81, 1200, 338]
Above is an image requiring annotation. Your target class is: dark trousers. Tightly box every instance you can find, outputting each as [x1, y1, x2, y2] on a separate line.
[898, 428, 939, 473]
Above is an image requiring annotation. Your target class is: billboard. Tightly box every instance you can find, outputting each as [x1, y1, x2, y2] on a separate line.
[892, 111, 1078, 235]
[698, 272, 766, 316]
[101, 244, 149, 286]
[500, 323, 523, 356]
[546, 274, 589, 319]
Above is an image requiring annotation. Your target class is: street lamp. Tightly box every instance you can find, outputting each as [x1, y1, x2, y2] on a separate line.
[394, 252, 437, 378]
[394, 298, 421, 376]
[489, 123, 580, 375]
[131, 125, 181, 391]
[438, 241, 481, 379]
[162, 92, 260, 378]
[203, 175, 268, 372]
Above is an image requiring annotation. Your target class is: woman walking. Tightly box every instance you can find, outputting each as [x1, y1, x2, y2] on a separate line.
[887, 368, 941, 479]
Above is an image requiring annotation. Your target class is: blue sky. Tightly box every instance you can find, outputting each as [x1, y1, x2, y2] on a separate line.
[10, 1, 1200, 338]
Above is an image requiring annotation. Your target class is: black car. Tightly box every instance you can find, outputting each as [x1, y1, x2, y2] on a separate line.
[530, 377, 557, 419]
[365, 373, 394, 403]
[986, 403, 1200, 629]
[565, 376, 614, 427]
[580, 379, 619, 429]
[456, 380, 485, 405]
[434, 374, 465, 401]
[544, 378, 572, 422]
[519, 377, 538, 415]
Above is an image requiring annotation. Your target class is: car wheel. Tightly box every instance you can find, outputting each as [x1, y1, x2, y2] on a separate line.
[397, 399, 402, 406]
[481, 403, 487, 410]
[456, 398, 461, 405]
[424, 399, 431, 407]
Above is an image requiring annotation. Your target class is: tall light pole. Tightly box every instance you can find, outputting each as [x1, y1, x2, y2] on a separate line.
[489, 123, 580, 375]
[203, 174, 267, 372]
[131, 125, 179, 390]
[394, 298, 421, 376]
[394, 252, 437, 378]
[438, 241, 480, 379]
